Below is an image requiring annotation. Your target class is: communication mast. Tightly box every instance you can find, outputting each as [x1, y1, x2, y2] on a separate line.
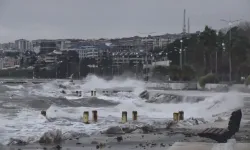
[182, 9, 186, 35]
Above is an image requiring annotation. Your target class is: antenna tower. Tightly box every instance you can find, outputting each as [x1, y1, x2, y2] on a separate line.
[182, 9, 186, 35]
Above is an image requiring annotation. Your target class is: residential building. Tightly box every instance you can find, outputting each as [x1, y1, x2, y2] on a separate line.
[32, 40, 57, 54]
[0, 42, 16, 50]
[15, 39, 30, 52]
[155, 38, 171, 48]
[44, 53, 57, 63]
[56, 40, 72, 50]
[111, 51, 153, 66]
[63, 46, 103, 59]
[0, 57, 20, 69]
[144, 57, 171, 69]
[141, 38, 156, 50]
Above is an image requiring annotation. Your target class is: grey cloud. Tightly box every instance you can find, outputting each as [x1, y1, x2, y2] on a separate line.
[0, 0, 249, 42]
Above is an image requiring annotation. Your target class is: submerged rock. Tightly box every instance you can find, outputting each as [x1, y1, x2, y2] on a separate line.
[7, 138, 28, 146]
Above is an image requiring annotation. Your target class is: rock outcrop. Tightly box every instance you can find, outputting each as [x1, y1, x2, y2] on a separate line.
[39, 129, 62, 144]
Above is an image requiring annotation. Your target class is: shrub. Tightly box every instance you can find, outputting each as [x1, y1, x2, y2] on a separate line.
[198, 73, 219, 88]
[168, 65, 181, 81]
[181, 65, 196, 81]
[245, 75, 250, 86]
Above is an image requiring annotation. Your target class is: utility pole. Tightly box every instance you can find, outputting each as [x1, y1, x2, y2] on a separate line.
[220, 19, 241, 82]
[78, 58, 81, 79]
[180, 40, 183, 70]
[182, 9, 186, 35]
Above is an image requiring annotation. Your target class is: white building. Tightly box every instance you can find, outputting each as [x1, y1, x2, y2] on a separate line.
[141, 38, 172, 50]
[63, 46, 102, 59]
[15, 39, 30, 52]
[0, 42, 16, 50]
[143, 57, 171, 69]
[44, 53, 57, 63]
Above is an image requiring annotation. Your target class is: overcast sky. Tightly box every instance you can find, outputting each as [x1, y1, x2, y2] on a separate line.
[0, 0, 249, 43]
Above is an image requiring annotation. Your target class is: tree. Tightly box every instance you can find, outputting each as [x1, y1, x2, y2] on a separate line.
[198, 26, 217, 73]
[20, 57, 24, 66]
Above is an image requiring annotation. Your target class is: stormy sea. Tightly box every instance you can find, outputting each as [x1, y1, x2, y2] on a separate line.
[0, 75, 247, 145]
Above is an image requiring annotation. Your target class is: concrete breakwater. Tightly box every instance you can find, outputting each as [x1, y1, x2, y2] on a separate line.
[0, 78, 230, 91]
[146, 82, 230, 91]
[146, 82, 198, 90]
[0, 79, 82, 84]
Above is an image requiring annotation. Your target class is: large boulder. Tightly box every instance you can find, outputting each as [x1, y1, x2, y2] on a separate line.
[146, 93, 182, 103]
[102, 126, 125, 134]
[39, 129, 62, 144]
[139, 90, 149, 99]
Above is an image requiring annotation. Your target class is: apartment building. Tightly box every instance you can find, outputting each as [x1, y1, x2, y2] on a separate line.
[15, 39, 30, 52]
[63, 45, 103, 59]
[32, 40, 57, 54]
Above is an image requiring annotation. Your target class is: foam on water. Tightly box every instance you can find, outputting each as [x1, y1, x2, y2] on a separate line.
[0, 75, 246, 145]
[3, 85, 24, 90]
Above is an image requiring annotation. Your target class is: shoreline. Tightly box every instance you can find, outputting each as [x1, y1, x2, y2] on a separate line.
[4, 120, 250, 150]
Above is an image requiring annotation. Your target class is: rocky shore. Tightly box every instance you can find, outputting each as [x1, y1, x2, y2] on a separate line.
[3, 118, 250, 150]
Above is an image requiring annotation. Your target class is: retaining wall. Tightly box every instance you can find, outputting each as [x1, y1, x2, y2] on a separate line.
[146, 82, 197, 90]
[146, 82, 230, 91]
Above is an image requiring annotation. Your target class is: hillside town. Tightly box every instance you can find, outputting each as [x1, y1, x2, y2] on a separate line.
[0, 6, 249, 83]
[0, 33, 182, 79]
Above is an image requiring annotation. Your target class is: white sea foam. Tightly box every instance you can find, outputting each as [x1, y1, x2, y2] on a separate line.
[0, 75, 247, 145]
[3, 85, 24, 90]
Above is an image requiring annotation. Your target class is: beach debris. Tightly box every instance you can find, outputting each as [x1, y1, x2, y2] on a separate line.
[151, 142, 157, 147]
[55, 145, 62, 150]
[116, 136, 123, 142]
[59, 84, 67, 89]
[7, 138, 28, 146]
[39, 129, 62, 144]
[60, 90, 66, 94]
[141, 125, 155, 133]
[41, 110, 46, 117]
[91, 141, 98, 144]
[166, 120, 176, 129]
[97, 142, 106, 149]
